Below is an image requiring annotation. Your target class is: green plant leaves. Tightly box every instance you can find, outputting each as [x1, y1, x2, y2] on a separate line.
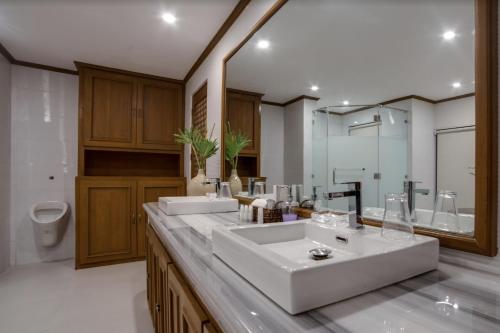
[175, 125, 219, 171]
[224, 123, 251, 170]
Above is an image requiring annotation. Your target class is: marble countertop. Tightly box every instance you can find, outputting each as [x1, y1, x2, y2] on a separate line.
[144, 203, 500, 333]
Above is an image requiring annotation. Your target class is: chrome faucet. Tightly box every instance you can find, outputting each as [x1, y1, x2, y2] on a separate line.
[299, 185, 322, 210]
[324, 182, 363, 229]
[403, 180, 429, 222]
[203, 177, 221, 197]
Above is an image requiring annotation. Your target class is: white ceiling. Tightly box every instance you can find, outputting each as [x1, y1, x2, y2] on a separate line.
[227, 0, 475, 108]
[0, 0, 238, 79]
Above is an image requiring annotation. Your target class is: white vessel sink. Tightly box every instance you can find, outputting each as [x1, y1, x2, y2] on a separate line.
[363, 207, 474, 235]
[159, 196, 238, 215]
[212, 221, 438, 314]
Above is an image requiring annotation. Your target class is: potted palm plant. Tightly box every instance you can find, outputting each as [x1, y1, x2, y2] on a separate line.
[175, 125, 218, 196]
[224, 123, 251, 195]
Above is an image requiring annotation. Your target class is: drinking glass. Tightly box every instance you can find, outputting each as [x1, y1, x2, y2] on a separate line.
[219, 182, 232, 199]
[254, 181, 265, 197]
[431, 190, 460, 232]
[381, 193, 415, 241]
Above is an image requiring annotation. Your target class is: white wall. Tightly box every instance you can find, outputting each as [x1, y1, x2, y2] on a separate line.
[10, 66, 78, 265]
[0, 54, 11, 273]
[284, 99, 304, 185]
[260, 103, 284, 187]
[409, 99, 436, 209]
[435, 96, 475, 129]
[184, 0, 277, 178]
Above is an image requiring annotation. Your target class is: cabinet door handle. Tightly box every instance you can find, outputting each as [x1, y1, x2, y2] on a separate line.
[155, 304, 160, 312]
[138, 213, 142, 223]
[132, 213, 136, 224]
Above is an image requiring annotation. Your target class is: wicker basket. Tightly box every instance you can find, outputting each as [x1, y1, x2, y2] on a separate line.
[252, 207, 283, 223]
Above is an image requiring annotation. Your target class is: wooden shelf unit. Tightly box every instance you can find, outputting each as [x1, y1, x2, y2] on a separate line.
[75, 63, 186, 269]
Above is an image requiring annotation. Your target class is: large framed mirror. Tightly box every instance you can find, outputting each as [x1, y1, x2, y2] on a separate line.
[221, 0, 497, 255]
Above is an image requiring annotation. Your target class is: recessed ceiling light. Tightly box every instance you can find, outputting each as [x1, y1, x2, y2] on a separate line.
[257, 40, 270, 49]
[342, 100, 350, 106]
[442, 30, 456, 40]
[452, 81, 462, 88]
[161, 12, 177, 24]
[311, 85, 319, 91]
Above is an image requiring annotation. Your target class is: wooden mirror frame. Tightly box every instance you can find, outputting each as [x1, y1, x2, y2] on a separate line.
[221, 0, 497, 256]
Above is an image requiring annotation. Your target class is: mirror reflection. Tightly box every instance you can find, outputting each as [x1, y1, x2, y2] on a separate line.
[225, 0, 475, 235]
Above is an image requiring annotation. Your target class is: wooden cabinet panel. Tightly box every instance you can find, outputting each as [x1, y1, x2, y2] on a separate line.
[168, 265, 208, 333]
[226, 90, 261, 154]
[82, 69, 137, 147]
[137, 179, 186, 257]
[137, 78, 183, 150]
[202, 323, 219, 333]
[77, 178, 137, 266]
[156, 257, 168, 333]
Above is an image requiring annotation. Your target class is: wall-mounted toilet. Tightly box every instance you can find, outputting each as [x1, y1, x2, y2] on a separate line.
[30, 201, 70, 247]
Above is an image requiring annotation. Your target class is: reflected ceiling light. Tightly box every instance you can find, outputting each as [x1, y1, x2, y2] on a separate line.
[311, 85, 319, 91]
[257, 40, 270, 49]
[442, 30, 456, 40]
[342, 100, 350, 106]
[452, 81, 462, 88]
[161, 12, 177, 24]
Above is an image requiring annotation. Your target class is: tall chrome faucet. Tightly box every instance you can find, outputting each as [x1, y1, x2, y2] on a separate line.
[203, 178, 221, 197]
[324, 182, 363, 229]
[403, 180, 429, 222]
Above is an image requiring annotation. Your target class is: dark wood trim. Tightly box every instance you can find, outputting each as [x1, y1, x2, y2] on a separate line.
[473, 0, 497, 256]
[227, 87, 265, 97]
[0, 42, 15, 63]
[13, 59, 78, 75]
[261, 95, 320, 108]
[283, 94, 320, 106]
[338, 93, 475, 116]
[74, 61, 183, 85]
[261, 100, 284, 107]
[183, 0, 251, 83]
[435, 92, 476, 104]
[0, 41, 78, 75]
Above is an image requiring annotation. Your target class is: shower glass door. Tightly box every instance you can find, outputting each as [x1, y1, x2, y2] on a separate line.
[312, 106, 408, 212]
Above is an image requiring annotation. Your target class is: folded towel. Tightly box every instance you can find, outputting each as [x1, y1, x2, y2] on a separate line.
[251, 198, 268, 208]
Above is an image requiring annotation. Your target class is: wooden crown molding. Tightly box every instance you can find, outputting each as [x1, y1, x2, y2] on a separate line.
[183, 0, 251, 83]
[74, 61, 184, 84]
[261, 94, 320, 107]
[0, 41, 78, 75]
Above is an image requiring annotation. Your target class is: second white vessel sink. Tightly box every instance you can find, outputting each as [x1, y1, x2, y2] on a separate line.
[159, 196, 238, 215]
[212, 221, 438, 314]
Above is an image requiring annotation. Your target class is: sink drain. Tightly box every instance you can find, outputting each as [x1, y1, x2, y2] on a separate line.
[309, 247, 332, 260]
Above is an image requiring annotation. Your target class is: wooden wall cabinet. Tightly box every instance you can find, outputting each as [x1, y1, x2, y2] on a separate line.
[76, 177, 185, 268]
[224, 89, 262, 180]
[146, 224, 217, 333]
[80, 65, 183, 151]
[76, 63, 186, 269]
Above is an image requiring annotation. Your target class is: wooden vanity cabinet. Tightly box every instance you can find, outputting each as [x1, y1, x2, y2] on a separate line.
[76, 177, 185, 268]
[146, 224, 219, 333]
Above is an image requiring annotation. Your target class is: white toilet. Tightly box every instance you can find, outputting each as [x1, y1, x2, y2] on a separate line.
[30, 201, 70, 247]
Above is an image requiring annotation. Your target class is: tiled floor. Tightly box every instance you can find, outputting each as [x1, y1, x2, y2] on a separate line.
[0, 259, 154, 333]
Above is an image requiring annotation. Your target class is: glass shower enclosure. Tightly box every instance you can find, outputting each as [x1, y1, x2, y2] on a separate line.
[312, 105, 408, 212]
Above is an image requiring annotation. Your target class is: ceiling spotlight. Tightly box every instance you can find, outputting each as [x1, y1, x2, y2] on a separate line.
[442, 30, 456, 41]
[342, 100, 350, 106]
[311, 85, 319, 91]
[257, 40, 270, 49]
[162, 12, 177, 24]
[452, 81, 462, 88]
